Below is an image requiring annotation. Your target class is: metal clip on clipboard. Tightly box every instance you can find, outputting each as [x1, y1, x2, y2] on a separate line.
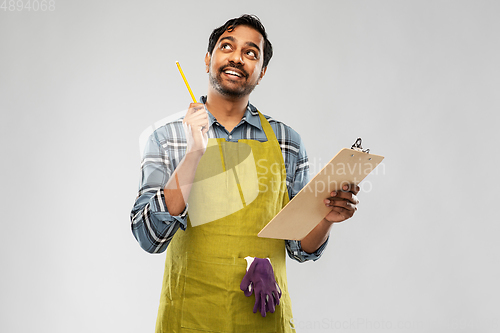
[351, 137, 370, 153]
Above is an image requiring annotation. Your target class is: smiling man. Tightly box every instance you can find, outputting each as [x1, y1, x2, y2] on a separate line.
[131, 14, 360, 333]
[207, 26, 264, 99]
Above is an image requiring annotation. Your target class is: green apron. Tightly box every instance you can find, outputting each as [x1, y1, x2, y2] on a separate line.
[155, 112, 294, 332]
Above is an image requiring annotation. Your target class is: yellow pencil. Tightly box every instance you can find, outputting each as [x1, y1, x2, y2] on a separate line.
[176, 61, 197, 103]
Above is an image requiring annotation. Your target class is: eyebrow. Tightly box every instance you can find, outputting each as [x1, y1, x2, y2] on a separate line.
[219, 36, 261, 53]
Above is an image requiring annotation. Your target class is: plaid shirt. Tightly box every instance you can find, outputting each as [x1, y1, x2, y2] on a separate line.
[131, 97, 328, 262]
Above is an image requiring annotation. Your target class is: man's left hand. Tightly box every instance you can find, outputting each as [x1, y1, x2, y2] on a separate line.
[323, 183, 360, 223]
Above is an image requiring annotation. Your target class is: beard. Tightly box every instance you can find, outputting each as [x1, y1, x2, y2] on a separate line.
[208, 63, 259, 98]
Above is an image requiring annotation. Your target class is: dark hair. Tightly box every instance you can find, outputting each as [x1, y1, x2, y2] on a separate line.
[207, 14, 273, 68]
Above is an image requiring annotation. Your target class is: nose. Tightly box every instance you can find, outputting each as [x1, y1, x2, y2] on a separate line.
[228, 49, 244, 65]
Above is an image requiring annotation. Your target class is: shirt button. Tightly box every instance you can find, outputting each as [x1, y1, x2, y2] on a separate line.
[228, 135, 233, 139]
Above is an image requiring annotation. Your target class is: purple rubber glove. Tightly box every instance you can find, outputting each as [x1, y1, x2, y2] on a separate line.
[240, 257, 282, 317]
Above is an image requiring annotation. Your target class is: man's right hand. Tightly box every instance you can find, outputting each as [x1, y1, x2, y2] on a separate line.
[183, 103, 209, 156]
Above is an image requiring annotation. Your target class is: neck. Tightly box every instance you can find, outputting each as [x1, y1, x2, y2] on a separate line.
[205, 88, 250, 131]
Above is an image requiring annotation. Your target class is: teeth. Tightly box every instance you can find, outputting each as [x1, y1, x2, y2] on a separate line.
[225, 70, 241, 77]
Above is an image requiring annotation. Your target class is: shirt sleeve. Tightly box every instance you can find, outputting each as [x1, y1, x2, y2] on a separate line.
[284, 134, 330, 263]
[130, 131, 188, 254]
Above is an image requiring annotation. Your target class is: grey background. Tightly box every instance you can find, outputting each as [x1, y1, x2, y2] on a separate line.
[1, 0, 499, 332]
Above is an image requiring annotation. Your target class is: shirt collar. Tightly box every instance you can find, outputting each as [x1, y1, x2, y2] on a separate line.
[200, 96, 262, 130]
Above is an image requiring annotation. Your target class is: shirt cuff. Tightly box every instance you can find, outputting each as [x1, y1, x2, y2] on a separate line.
[151, 188, 189, 230]
[298, 236, 329, 261]
[173, 203, 189, 230]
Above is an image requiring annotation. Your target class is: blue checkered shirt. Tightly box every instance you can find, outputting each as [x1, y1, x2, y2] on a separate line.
[130, 97, 328, 262]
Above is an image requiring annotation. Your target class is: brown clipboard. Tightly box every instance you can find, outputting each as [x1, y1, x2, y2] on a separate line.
[258, 143, 384, 240]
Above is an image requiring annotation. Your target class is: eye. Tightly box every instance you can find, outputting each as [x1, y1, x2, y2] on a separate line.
[245, 50, 258, 59]
[221, 43, 232, 51]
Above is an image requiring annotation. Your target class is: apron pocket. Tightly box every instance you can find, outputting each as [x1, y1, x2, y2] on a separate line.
[181, 254, 277, 332]
[181, 254, 233, 332]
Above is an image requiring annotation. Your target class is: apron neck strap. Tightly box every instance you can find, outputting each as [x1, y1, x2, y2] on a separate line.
[257, 111, 279, 144]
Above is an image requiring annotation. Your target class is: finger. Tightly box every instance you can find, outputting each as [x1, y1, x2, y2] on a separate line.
[185, 110, 208, 125]
[334, 190, 358, 203]
[201, 125, 209, 135]
[185, 118, 209, 136]
[188, 103, 204, 112]
[191, 111, 208, 122]
[184, 103, 205, 121]
[267, 293, 276, 313]
[240, 275, 250, 290]
[260, 292, 266, 317]
[253, 292, 261, 314]
[189, 118, 209, 131]
[329, 206, 355, 219]
[341, 183, 360, 195]
[187, 114, 209, 131]
[188, 107, 208, 117]
[324, 196, 348, 202]
[325, 198, 357, 211]
[326, 191, 359, 205]
[324, 196, 358, 209]
[193, 112, 209, 123]
[240, 278, 253, 296]
[273, 291, 280, 307]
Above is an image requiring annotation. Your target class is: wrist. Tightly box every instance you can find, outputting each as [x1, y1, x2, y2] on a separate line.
[184, 149, 204, 162]
[321, 217, 335, 226]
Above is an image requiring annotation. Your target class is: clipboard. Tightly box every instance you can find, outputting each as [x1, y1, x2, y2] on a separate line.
[258, 138, 385, 240]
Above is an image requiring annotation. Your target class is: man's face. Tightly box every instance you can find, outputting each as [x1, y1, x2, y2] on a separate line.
[205, 25, 266, 98]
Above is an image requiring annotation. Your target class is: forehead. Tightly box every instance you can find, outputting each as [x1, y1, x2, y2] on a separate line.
[217, 25, 264, 50]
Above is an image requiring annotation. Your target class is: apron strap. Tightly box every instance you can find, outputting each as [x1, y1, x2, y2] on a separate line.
[257, 111, 280, 145]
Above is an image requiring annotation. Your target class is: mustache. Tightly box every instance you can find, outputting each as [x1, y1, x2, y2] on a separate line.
[218, 63, 248, 78]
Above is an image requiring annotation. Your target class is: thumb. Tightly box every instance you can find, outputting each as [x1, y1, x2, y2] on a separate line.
[240, 274, 253, 296]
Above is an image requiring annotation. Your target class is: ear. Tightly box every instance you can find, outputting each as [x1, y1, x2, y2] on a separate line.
[204, 52, 211, 73]
[257, 66, 267, 84]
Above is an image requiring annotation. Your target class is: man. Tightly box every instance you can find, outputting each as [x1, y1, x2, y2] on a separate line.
[131, 14, 359, 332]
